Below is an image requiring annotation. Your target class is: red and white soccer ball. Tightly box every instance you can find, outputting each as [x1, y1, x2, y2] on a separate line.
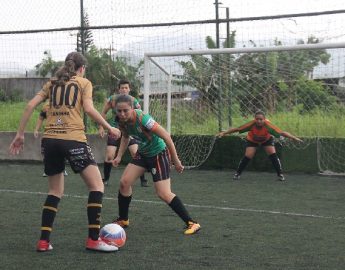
[100, 223, 126, 247]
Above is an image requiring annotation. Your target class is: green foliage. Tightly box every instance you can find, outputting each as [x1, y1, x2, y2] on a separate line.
[77, 12, 94, 52]
[85, 46, 143, 95]
[35, 50, 62, 77]
[292, 77, 337, 112]
[0, 89, 8, 101]
[92, 88, 108, 104]
[0, 88, 23, 102]
[178, 33, 335, 122]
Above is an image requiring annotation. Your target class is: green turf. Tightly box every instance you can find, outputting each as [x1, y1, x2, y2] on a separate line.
[1, 163, 345, 270]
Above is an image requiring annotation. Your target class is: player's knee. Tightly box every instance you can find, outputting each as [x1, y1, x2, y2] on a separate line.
[156, 190, 173, 203]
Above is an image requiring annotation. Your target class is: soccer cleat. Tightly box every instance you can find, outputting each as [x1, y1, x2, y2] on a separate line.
[42, 173, 48, 177]
[64, 170, 68, 176]
[113, 217, 129, 228]
[233, 173, 240, 180]
[140, 179, 149, 187]
[184, 221, 201, 235]
[36, 240, 53, 252]
[278, 174, 285, 181]
[86, 238, 118, 252]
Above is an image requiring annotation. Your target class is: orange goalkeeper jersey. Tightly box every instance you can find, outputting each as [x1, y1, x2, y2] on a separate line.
[237, 119, 282, 144]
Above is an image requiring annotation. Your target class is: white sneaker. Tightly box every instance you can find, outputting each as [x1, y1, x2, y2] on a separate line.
[86, 238, 118, 252]
[64, 171, 68, 176]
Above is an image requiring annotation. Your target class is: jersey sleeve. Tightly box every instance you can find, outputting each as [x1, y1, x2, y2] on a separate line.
[237, 120, 255, 134]
[36, 81, 51, 100]
[82, 80, 93, 100]
[264, 120, 283, 138]
[140, 112, 159, 131]
[133, 97, 141, 109]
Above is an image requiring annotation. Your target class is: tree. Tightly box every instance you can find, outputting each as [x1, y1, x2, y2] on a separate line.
[77, 12, 94, 53]
[34, 51, 62, 77]
[177, 31, 236, 108]
[84, 46, 143, 97]
[178, 33, 333, 118]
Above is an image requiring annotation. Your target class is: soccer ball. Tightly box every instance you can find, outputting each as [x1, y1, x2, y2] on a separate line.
[100, 223, 126, 247]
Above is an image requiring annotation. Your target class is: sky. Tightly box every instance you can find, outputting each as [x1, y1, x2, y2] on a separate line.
[0, 0, 345, 75]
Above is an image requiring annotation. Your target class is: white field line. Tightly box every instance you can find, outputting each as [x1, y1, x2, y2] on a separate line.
[0, 188, 343, 220]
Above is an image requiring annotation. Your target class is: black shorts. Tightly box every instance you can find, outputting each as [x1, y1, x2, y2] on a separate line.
[41, 138, 97, 175]
[246, 136, 275, 147]
[107, 135, 138, 147]
[130, 148, 171, 182]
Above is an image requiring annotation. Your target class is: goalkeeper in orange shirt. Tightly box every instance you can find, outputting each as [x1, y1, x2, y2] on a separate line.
[217, 111, 302, 181]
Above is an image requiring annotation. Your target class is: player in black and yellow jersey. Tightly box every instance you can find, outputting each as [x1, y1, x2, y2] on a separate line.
[34, 101, 68, 177]
[9, 52, 120, 253]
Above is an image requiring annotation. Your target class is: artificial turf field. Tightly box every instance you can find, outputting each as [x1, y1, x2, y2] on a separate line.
[1, 162, 345, 270]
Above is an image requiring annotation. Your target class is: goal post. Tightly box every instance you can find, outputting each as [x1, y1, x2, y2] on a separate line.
[143, 42, 345, 172]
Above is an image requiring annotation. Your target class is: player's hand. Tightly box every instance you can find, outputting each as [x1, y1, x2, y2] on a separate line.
[173, 159, 184, 173]
[216, 131, 226, 138]
[108, 127, 121, 140]
[9, 133, 24, 155]
[112, 156, 121, 167]
[34, 130, 39, 138]
[295, 137, 303, 143]
[98, 126, 105, 138]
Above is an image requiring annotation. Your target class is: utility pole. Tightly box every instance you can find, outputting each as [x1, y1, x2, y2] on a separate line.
[214, 0, 222, 132]
[80, 0, 87, 131]
[215, 0, 220, 49]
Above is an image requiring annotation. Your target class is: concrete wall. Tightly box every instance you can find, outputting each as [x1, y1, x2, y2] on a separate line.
[0, 78, 48, 100]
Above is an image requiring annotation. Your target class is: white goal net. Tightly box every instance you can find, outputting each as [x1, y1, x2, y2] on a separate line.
[142, 42, 345, 172]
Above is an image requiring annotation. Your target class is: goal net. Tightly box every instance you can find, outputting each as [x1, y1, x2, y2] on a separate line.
[142, 42, 345, 172]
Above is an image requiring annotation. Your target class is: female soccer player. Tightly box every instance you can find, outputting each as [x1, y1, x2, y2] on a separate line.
[112, 94, 201, 235]
[98, 79, 148, 187]
[217, 111, 303, 181]
[9, 51, 121, 252]
[34, 102, 68, 177]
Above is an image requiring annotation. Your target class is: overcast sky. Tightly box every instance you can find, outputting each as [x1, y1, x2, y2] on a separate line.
[1, 0, 344, 74]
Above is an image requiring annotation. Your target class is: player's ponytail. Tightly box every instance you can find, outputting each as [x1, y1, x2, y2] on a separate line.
[51, 52, 87, 85]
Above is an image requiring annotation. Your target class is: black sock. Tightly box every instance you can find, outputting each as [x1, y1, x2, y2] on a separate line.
[40, 195, 60, 241]
[140, 174, 146, 182]
[168, 196, 193, 225]
[237, 156, 251, 175]
[103, 162, 112, 181]
[118, 191, 132, 220]
[269, 153, 283, 175]
[87, 191, 103, 241]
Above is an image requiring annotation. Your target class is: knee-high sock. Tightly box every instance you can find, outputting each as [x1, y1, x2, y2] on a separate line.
[118, 191, 132, 220]
[40, 195, 60, 241]
[237, 156, 251, 175]
[168, 196, 194, 225]
[269, 153, 283, 175]
[87, 191, 103, 241]
[140, 174, 146, 182]
[103, 162, 112, 181]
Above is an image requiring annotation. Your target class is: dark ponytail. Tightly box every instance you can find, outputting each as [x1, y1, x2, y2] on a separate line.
[51, 52, 87, 85]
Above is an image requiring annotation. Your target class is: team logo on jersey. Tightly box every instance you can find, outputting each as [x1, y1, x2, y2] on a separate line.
[56, 118, 63, 125]
[151, 168, 157, 175]
[145, 118, 155, 129]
